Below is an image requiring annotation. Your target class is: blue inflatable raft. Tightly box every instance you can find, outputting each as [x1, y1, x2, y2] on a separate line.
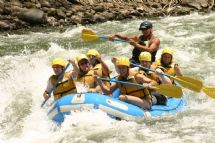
[47, 92, 186, 123]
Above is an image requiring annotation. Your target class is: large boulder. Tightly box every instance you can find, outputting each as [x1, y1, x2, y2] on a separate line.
[19, 8, 45, 24]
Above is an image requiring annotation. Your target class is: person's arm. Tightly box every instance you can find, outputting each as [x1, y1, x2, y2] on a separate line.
[155, 68, 172, 84]
[43, 79, 53, 100]
[111, 57, 119, 74]
[94, 73, 117, 95]
[109, 34, 130, 41]
[135, 73, 158, 87]
[68, 58, 79, 72]
[68, 58, 79, 79]
[174, 64, 183, 76]
[129, 37, 160, 52]
[109, 33, 139, 41]
[96, 56, 110, 77]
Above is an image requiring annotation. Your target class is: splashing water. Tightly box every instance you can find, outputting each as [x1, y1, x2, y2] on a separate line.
[0, 12, 215, 143]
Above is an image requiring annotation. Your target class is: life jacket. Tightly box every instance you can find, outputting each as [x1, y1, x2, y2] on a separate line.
[132, 35, 158, 63]
[77, 69, 95, 88]
[50, 72, 77, 101]
[93, 63, 111, 88]
[153, 60, 177, 82]
[116, 72, 151, 100]
[93, 63, 102, 77]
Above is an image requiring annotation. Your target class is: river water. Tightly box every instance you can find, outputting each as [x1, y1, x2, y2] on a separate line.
[0, 12, 215, 143]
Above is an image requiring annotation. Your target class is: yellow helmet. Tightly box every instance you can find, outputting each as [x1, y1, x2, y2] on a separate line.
[139, 52, 151, 62]
[52, 58, 66, 68]
[76, 54, 88, 63]
[162, 47, 174, 56]
[86, 49, 100, 57]
[116, 57, 130, 67]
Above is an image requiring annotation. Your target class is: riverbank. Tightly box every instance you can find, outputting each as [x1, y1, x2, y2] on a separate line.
[0, 0, 214, 32]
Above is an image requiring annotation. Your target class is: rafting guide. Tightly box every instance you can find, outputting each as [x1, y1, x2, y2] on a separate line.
[109, 21, 160, 64]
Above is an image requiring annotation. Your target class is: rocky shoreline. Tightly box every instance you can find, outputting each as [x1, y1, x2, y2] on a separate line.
[0, 0, 214, 32]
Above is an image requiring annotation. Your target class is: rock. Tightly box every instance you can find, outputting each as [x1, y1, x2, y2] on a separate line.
[24, 2, 36, 8]
[0, 21, 11, 30]
[136, 7, 145, 13]
[67, 0, 77, 3]
[47, 7, 56, 15]
[105, 2, 114, 8]
[10, 6, 26, 16]
[35, 3, 41, 8]
[150, 2, 162, 9]
[130, 9, 142, 16]
[93, 13, 106, 22]
[75, 11, 84, 17]
[56, 9, 66, 19]
[93, 5, 105, 12]
[120, 10, 130, 16]
[58, 19, 65, 25]
[181, 0, 209, 10]
[71, 5, 85, 12]
[0, 0, 4, 5]
[71, 15, 82, 24]
[84, 11, 94, 19]
[46, 16, 57, 26]
[10, 0, 22, 7]
[19, 8, 45, 24]
[0, 4, 4, 14]
[102, 11, 115, 20]
[116, 13, 125, 20]
[40, 0, 51, 7]
[0, 0, 214, 31]
[41, 7, 50, 12]
[66, 11, 72, 17]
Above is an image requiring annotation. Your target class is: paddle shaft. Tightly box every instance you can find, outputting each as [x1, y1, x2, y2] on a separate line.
[100, 35, 128, 42]
[100, 77, 145, 88]
[100, 77, 182, 98]
[131, 63, 204, 93]
[130, 63, 174, 78]
[41, 63, 70, 107]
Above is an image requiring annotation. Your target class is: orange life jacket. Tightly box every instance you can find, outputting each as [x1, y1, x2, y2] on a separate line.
[117, 72, 151, 100]
[50, 72, 77, 101]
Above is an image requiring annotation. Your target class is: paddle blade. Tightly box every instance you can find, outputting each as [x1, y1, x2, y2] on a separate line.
[203, 87, 215, 99]
[152, 84, 182, 98]
[174, 76, 203, 92]
[81, 29, 99, 41]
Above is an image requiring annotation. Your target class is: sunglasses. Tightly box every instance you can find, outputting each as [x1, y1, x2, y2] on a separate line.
[87, 55, 96, 59]
[80, 61, 89, 66]
[141, 28, 149, 31]
[52, 65, 63, 69]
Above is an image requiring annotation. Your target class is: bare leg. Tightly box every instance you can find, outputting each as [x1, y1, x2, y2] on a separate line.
[119, 95, 151, 110]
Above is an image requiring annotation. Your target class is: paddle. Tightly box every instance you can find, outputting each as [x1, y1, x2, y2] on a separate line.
[131, 63, 203, 92]
[203, 87, 215, 99]
[100, 78, 182, 98]
[41, 63, 70, 107]
[81, 28, 128, 42]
